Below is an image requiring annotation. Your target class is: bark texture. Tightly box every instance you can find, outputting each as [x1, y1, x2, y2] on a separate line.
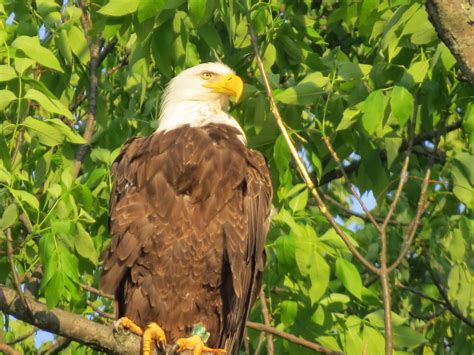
[426, 0, 474, 85]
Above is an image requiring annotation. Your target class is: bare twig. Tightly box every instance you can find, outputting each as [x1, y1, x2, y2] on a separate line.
[0, 342, 21, 355]
[254, 332, 266, 355]
[322, 137, 381, 231]
[408, 308, 446, 321]
[38, 337, 72, 355]
[245, 6, 378, 275]
[80, 283, 113, 300]
[6, 328, 37, 345]
[259, 289, 274, 355]
[86, 300, 114, 320]
[246, 321, 342, 354]
[319, 119, 463, 185]
[321, 193, 403, 226]
[395, 281, 445, 305]
[6, 229, 33, 321]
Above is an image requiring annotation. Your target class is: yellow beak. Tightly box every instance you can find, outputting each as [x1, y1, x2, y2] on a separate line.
[203, 74, 244, 102]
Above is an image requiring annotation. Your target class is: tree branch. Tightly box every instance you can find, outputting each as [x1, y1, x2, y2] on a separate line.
[319, 119, 463, 185]
[322, 136, 381, 232]
[259, 289, 274, 355]
[426, 0, 474, 85]
[0, 342, 21, 355]
[0, 285, 141, 354]
[73, 1, 101, 178]
[424, 255, 474, 328]
[244, 5, 378, 275]
[6, 228, 33, 321]
[246, 321, 342, 354]
[5, 328, 37, 345]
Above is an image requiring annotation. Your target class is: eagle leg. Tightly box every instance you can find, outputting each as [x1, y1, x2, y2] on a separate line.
[175, 335, 226, 355]
[115, 317, 167, 355]
[114, 316, 144, 335]
[143, 323, 167, 355]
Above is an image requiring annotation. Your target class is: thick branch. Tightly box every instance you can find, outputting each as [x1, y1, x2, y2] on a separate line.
[426, 0, 474, 85]
[0, 285, 141, 354]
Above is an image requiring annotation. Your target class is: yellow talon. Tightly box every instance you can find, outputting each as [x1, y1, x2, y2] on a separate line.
[143, 322, 167, 355]
[114, 316, 144, 335]
[114, 318, 166, 355]
[175, 335, 226, 355]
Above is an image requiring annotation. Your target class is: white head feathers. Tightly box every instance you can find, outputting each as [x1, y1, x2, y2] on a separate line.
[157, 62, 245, 140]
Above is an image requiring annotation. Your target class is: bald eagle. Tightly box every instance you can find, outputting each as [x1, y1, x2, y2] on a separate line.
[100, 63, 272, 355]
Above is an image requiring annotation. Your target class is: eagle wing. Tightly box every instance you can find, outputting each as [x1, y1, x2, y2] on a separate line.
[220, 149, 273, 353]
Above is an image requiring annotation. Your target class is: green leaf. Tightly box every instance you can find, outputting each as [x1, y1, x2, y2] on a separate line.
[280, 300, 298, 326]
[393, 326, 426, 349]
[137, 0, 167, 22]
[289, 189, 308, 213]
[98, 0, 139, 16]
[45, 273, 64, 308]
[275, 72, 328, 105]
[1, 204, 18, 229]
[308, 252, 330, 304]
[0, 90, 17, 110]
[25, 89, 73, 120]
[11, 36, 63, 73]
[390, 86, 414, 126]
[189, 0, 216, 26]
[407, 60, 429, 84]
[55, 29, 73, 65]
[335, 257, 362, 299]
[274, 234, 296, 268]
[337, 106, 361, 131]
[23, 116, 64, 146]
[10, 189, 39, 211]
[384, 132, 402, 168]
[361, 90, 384, 134]
[68, 26, 90, 65]
[0, 65, 17, 81]
[75, 223, 98, 265]
[365, 309, 408, 328]
[49, 119, 86, 144]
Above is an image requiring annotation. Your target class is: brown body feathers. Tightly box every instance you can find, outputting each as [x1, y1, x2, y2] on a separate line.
[100, 123, 272, 354]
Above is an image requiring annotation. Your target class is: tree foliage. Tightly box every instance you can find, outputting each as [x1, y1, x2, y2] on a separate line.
[0, 0, 473, 354]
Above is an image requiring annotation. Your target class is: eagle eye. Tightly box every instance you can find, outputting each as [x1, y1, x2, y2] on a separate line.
[201, 71, 214, 80]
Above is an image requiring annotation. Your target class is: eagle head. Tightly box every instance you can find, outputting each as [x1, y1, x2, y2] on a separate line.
[157, 63, 245, 134]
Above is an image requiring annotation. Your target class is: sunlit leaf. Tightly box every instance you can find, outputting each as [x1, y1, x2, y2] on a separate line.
[11, 36, 63, 72]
